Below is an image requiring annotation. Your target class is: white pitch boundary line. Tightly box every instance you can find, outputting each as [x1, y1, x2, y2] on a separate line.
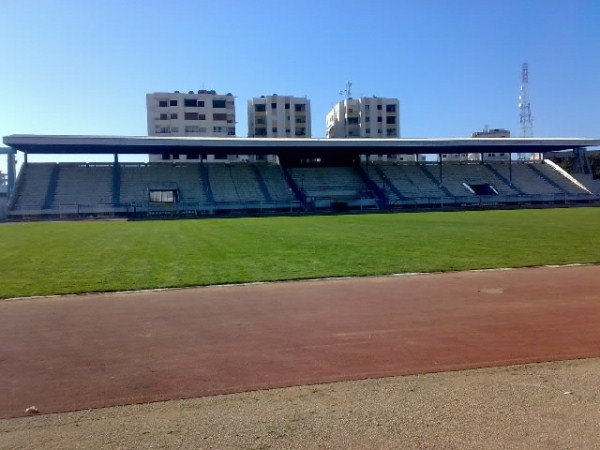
[1, 263, 595, 302]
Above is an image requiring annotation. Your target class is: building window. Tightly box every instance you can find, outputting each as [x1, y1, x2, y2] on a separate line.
[294, 104, 306, 112]
[365, 128, 370, 134]
[271, 103, 277, 109]
[159, 113, 168, 120]
[213, 99, 226, 108]
[365, 116, 370, 123]
[185, 126, 200, 133]
[272, 127, 278, 133]
[255, 104, 266, 112]
[377, 104, 382, 110]
[184, 112, 199, 120]
[228, 127, 235, 135]
[386, 104, 396, 112]
[386, 116, 396, 124]
[184, 99, 198, 107]
[213, 126, 225, 133]
[198, 101, 205, 107]
[285, 103, 290, 110]
[377, 116, 382, 122]
[158, 100, 168, 107]
[213, 113, 227, 121]
[170, 100, 178, 106]
[170, 113, 178, 119]
[199, 114, 206, 120]
[171, 127, 179, 133]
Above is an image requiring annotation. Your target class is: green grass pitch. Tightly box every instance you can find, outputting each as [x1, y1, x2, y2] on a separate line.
[0, 207, 599, 299]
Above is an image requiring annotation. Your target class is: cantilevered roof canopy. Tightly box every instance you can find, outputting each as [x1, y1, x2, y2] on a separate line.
[3, 134, 600, 157]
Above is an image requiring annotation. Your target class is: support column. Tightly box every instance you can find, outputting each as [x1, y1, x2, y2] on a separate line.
[572, 148, 591, 175]
[7, 151, 16, 196]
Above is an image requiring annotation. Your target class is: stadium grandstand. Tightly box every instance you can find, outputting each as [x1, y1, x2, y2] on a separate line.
[2, 135, 600, 220]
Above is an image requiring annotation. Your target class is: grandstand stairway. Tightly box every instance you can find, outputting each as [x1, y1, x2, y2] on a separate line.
[354, 164, 388, 208]
[251, 165, 273, 203]
[198, 164, 214, 203]
[528, 164, 569, 194]
[485, 163, 525, 195]
[112, 164, 121, 206]
[419, 165, 452, 196]
[281, 166, 307, 207]
[43, 165, 59, 210]
[365, 164, 405, 204]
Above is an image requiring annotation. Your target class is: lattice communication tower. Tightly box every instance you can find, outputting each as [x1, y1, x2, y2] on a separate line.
[519, 63, 533, 137]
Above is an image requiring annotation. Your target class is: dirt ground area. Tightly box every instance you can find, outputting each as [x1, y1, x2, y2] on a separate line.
[3, 265, 600, 420]
[2, 357, 600, 449]
[2, 265, 600, 448]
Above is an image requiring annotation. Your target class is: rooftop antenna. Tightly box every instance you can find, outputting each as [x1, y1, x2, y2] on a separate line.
[339, 81, 352, 100]
[519, 63, 533, 137]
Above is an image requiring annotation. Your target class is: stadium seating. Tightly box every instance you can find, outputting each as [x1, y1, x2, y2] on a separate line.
[207, 163, 265, 204]
[497, 163, 563, 195]
[363, 163, 446, 199]
[120, 163, 209, 206]
[51, 164, 114, 211]
[6, 159, 598, 219]
[9, 163, 56, 211]
[289, 166, 371, 200]
[255, 164, 296, 202]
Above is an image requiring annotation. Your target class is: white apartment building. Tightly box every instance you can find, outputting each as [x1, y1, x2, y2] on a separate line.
[326, 96, 400, 139]
[326, 96, 411, 161]
[247, 95, 311, 138]
[147, 90, 236, 162]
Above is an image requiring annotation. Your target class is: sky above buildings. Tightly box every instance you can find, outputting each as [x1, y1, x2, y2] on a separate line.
[1, 0, 599, 170]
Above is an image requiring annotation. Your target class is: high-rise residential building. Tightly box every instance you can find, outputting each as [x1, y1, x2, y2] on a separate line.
[326, 97, 400, 139]
[146, 90, 235, 138]
[326, 96, 410, 161]
[146, 90, 236, 162]
[247, 95, 311, 138]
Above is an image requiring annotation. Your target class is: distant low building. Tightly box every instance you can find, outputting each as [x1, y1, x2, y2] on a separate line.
[472, 128, 510, 138]
[443, 128, 511, 162]
[472, 128, 511, 161]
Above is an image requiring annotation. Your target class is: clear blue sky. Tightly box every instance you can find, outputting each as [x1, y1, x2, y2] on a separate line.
[1, 0, 599, 170]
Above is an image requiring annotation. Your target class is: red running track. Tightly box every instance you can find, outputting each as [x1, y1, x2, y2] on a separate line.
[1, 265, 600, 419]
